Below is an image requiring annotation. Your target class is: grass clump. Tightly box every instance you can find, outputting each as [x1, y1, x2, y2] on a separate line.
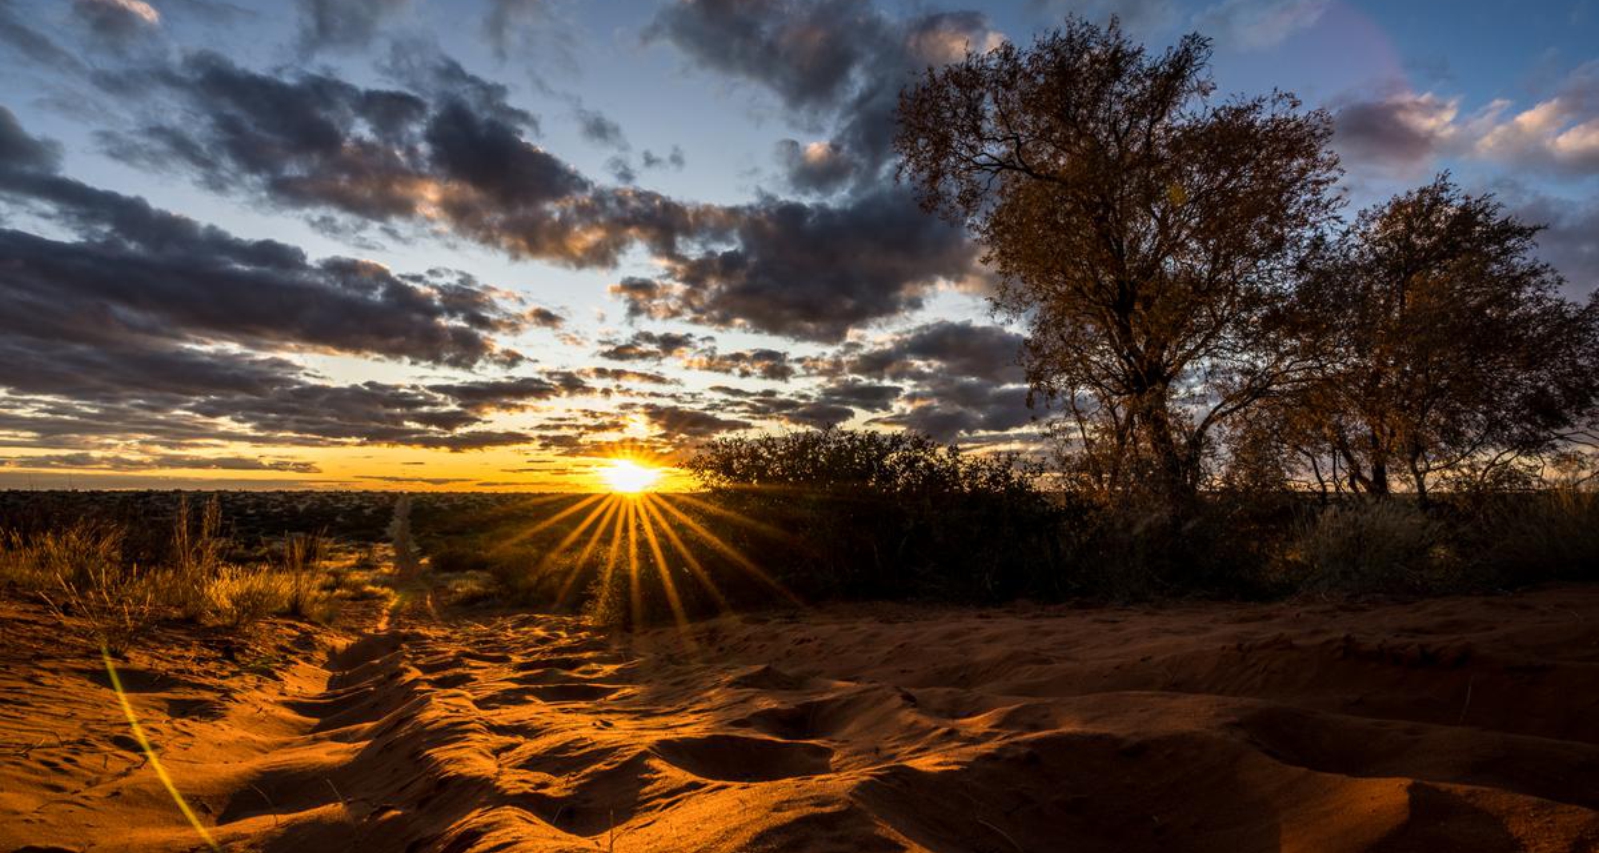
[1, 496, 357, 649]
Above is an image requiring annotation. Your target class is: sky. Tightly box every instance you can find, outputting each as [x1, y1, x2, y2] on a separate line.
[0, 0, 1595, 491]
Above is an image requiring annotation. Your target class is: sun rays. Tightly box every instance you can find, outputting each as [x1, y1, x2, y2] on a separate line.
[489, 483, 798, 638]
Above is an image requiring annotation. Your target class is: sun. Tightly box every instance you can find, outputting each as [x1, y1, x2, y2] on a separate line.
[599, 458, 662, 494]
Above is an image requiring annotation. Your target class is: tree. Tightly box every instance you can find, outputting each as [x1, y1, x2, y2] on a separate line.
[894, 18, 1340, 510]
[1281, 176, 1599, 499]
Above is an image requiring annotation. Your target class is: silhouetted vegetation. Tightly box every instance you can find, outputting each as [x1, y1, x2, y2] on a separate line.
[686, 430, 1062, 602]
[885, 16, 1599, 601]
[896, 17, 1340, 516]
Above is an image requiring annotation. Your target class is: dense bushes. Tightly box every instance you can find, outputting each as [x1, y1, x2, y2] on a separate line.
[686, 430, 1063, 603]
[412, 429, 1599, 628]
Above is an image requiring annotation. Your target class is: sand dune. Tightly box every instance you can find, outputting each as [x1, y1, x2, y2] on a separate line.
[4, 587, 1599, 852]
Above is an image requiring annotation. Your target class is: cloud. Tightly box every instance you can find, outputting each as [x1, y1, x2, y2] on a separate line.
[1192, 0, 1328, 50]
[814, 378, 901, 411]
[1332, 90, 1460, 175]
[0, 5, 88, 72]
[525, 306, 565, 327]
[643, 188, 978, 342]
[648, 0, 1003, 194]
[1494, 181, 1599, 298]
[640, 146, 686, 170]
[629, 402, 751, 438]
[837, 320, 1025, 383]
[777, 401, 854, 429]
[96, 51, 983, 343]
[0, 109, 588, 455]
[595, 330, 704, 361]
[1, 453, 318, 473]
[806, 321, 1032, 441]
[0, 107, 62, 172]
[107, 50, 731, 268]
[73, 0, 162, 42]
[775, 139, 854, 194]
[682, 347, 796, 381]
[878, 379, 1033, 441]
[482, 0, 556, 61]
[1472, 64, 1599, 175]
[578, 367, 678, 385]
[297, 0, 409, 51]
[426, 374, 589, 414]
[1332, 62, 1599, 178]
[576, 107, 627, 148]
[358, 474, 474, 484]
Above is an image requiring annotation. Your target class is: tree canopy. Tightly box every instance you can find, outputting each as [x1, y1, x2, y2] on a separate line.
[895, 18, 1340, 506]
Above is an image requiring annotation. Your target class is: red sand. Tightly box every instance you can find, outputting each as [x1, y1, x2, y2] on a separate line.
[4, 587, 1599, 851]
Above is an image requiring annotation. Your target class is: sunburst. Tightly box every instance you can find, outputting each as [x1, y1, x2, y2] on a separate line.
[598, 458, 662, 494]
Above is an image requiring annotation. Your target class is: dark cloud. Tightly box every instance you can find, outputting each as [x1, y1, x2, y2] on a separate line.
[2, 110, 530, 370]
[776, 138, 853, 194]
[297, 0, 409, 51]
[608, 156, 638, 184]
[842, 320, 1024, 383]
[646, 188, 978, 341]
[405, 430, 537, 451]
[108, 50, 733, 269]
[1, 452, 318, 473]
[0, 107, 62, 171]
[609, 276, 666, 318]
[426, 374, 589, 414]
[577, 107, 627, 148]
[648, 0, 1000, 194]
[596, 330, 704, 361]
[630, 403, 751, 438]
[0, 110, 583, 455]
[525, 306, 565, 327]
[806, 321, 1032, 441]
[706, 387, 854, 429]
[880, 379, 1033, 441]
[1332, 91, 1456, 173]
[647, 0, 886, 113]
[683, 347, 795, 381]
[640, 146, 686, 170]
[1495, 182, 1599, 299]
[359, 474, 474, 484]
[778, 401, 854, 429]
[95, 52, 982, 343]
[814, 379, 901, 412]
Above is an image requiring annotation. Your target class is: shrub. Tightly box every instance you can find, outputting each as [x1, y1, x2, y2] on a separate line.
[429, 546, 494, 574]
[1286, 499, 1456, 594]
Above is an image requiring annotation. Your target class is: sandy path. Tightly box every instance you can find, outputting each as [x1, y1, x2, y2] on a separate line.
[4, 587, 1599, 852]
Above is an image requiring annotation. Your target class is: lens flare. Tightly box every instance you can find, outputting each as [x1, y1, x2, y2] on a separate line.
[600, 458, 661, 493]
